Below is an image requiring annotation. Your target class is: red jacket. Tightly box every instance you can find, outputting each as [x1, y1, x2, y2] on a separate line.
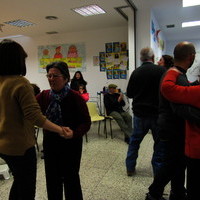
[161, 70, 200, 159]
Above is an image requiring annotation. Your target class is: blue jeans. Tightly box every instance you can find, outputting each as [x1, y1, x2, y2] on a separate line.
[126, 115, 159, 172]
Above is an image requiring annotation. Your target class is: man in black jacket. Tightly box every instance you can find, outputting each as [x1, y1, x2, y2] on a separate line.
[125, 47, 166, 176]
[146, 42, 197, 200]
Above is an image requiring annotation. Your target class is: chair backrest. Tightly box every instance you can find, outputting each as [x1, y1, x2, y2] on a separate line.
[86, 102, 100, 117]
[87, 102, 105, 122]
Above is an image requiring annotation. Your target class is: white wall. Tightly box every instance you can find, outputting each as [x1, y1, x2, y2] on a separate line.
[135, 7, 151, 66]
[13, 26, 128, 97]
[166, 39, 200, 82]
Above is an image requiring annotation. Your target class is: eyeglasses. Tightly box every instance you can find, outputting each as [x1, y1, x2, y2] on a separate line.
[46, 74, 63, 79]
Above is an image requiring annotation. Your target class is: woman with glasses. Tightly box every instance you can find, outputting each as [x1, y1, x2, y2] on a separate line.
[36, 61, 91, 200]
[0, 39, 70, 200]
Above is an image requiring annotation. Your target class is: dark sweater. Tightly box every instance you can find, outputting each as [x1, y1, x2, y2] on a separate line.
[104, 93, 125, 115]
[158, 67, 188, 141]
[127, 62, 166, 117]
[36, 89, 91, 138]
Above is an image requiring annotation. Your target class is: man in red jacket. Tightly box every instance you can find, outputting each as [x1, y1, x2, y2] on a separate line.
[146, 41, 197, 200]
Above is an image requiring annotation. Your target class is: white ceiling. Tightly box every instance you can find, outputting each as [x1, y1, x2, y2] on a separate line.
[0, 0, 200, 41]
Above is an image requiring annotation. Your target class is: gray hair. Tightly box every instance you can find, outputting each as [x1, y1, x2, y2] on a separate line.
[140, 47, 154, 62]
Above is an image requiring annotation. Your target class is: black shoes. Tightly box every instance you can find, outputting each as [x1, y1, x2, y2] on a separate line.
[127, 168, 135, 176]
[124, 136, 130, 144]
[145, 193, 167, 200]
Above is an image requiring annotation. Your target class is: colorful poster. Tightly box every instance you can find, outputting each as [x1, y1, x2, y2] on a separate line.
[120, 70, 127, 79]
[105, 43, 113, 53]
[38, 43, 86, 72]
[120, 42, 127, 52]
[100, 62, 106, 71]
[113, 68, 120, 79]
[99, 42, 128, 79]
[113, 42, 120, 53]
[106, 68, 113, 79]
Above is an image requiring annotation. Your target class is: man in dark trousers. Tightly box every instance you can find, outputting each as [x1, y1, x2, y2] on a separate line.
[125, 47, 166, 176]
[146, 42, 197, 200]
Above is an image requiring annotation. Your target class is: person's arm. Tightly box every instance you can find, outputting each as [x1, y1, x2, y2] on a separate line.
[80, 93, 89, 102]
[170, 103, 200, 125]
[161, 69, 200, 108]
[42, 119, 73, 138]
[20, 84, 71, 138]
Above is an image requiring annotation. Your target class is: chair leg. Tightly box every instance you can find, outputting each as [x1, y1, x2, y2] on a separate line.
[110, 119, 113, 139]
[85, 133, 88, 142]
[98, 121, 101, 135]
[104, 119, 107, 138]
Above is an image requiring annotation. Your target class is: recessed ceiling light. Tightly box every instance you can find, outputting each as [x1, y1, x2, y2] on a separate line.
[46, 31, 58, 34]
[45, 16, 58, 20]
[183, 0, 200, 7]
[4, 19, 34, 27]
[182, 20, 200, 27]
[72, 4, 106, 16]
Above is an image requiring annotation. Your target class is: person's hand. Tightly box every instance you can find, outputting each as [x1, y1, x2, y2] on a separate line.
[118, 92, 123, 102]
[60, 126, 73, 139]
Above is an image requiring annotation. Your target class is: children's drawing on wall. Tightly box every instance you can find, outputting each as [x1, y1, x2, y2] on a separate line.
[151, 19, 165, 63]
[42, 49, 50, 59]
[98, 42, 128, 79]
[54, 46, 63, 58]
[67, 45, 78, 58]
[38, 43, 86, 72]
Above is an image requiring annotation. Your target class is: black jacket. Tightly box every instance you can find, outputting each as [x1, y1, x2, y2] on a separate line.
[127, 62, 166, 117]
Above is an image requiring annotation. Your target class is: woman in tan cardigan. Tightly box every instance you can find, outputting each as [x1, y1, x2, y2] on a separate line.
[0, 39, 71, 200]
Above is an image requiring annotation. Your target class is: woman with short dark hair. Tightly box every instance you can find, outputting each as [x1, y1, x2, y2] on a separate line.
[0, 39, 71, 200]
[37, 61, 91, 200]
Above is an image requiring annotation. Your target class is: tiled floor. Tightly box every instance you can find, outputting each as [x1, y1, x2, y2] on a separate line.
[0, 121, 170, 200]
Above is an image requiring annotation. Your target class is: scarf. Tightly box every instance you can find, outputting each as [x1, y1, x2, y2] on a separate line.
[46, 84, 69, 125]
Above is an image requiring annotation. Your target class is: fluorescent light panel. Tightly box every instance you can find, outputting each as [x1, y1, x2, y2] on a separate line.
[0, 35, 23, 40]
[72, 4, 106, 16]
[182, 20, 200, 27]
[4, 19, 34, 27]
[183, 0, 200, 7]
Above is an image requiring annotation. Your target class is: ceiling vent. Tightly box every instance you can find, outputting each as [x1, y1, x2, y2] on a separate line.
[166, 24, 175, 28]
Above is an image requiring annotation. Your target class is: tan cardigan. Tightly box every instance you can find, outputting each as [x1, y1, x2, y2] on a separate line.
[0, 75, 46, 155]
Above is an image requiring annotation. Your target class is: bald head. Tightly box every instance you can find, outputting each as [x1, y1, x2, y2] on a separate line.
[174, 41, 196, 62]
